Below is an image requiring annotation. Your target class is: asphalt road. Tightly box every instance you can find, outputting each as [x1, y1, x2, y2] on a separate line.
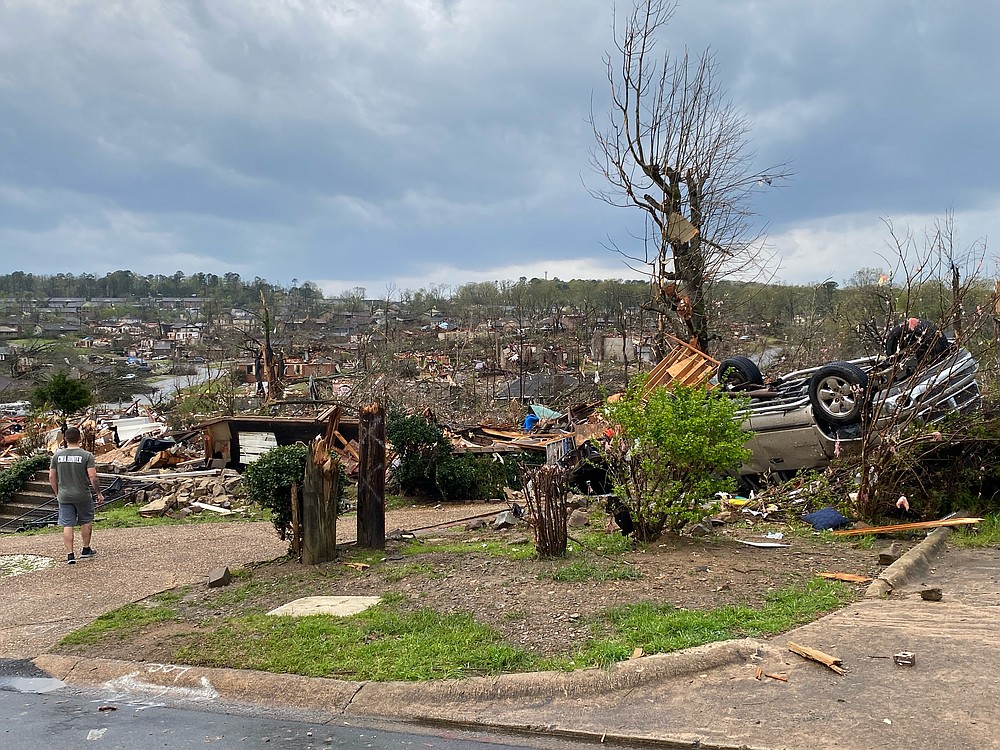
[0, 660, 571, 750]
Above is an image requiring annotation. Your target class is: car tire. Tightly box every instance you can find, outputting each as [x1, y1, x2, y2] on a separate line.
[809, 362, 868, 425]
[717, 356, 765, 389]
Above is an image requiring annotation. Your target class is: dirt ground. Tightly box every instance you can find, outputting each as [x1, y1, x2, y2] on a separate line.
[50, 506, 902, 664]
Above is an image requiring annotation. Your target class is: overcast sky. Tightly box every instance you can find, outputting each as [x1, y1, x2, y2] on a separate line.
[2, 0, 997, 297]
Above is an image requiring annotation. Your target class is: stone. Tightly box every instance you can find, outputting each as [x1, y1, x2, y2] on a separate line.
[267, 596, 382, 617]
[568, 509, 590, 528]
[494, 510, 518, 529]
[137, 497, 174, 517]
[920, 588, 943, 602]
[685, 521, 715, 537]
[878, 542, 903, 566]
[208, 567, 232, 588]
[566, 494, 588, 510]
[465, 518, 487, 531]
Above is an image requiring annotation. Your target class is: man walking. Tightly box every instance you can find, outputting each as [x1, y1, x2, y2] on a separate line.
[49, 426, 104, 565]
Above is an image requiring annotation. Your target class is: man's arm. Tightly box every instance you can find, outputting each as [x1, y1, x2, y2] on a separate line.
[48, 468, 58, 496]
[87, 467, 104, 500]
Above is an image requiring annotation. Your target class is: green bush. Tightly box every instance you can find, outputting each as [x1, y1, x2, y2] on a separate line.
[243, 444, 308, 539]
[0, 454, 51, 506]
[599, 379, 751, 540]
[387, 411, 527, 501]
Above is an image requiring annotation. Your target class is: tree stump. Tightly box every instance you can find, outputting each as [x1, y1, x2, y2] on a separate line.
[301, 439, 339, 565]
[357, 402, 386, 549]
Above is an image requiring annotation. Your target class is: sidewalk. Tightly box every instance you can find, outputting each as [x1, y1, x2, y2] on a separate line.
[9, 518, 1000, 749]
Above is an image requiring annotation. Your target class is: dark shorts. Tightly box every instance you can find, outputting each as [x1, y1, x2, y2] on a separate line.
[58, 499, 95, 527]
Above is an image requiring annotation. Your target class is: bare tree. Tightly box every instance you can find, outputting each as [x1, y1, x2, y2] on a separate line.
[590, 0, 789, 355]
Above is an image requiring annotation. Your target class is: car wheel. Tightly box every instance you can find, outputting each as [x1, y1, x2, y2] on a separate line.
[809, 362, 868, 425]
[717, 356, 764, 389]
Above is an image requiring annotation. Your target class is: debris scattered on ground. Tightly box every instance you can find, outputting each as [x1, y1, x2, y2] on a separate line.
[919, 587, 943, 602]
[878, 542, 903, 566]
[832, 517, 982, 536]
[817, 572, 872, 584]
[893, 651, 916, 666]
[788, 640, 847, 675]
[208, 567, 232, 588]
[801, 506, 851, 531]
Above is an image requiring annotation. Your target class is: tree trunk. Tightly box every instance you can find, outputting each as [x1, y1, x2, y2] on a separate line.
[301, 440, 339, 565]
[357, 402, 386, 549]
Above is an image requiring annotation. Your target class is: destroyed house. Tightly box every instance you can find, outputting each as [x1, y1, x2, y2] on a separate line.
[198, 413, 360, 471]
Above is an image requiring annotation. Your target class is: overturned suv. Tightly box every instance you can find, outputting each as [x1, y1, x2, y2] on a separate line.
[717, 319, 982, 479]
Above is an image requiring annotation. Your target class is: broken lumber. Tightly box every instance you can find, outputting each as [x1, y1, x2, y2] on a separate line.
[190, 501, 235, 515]
[831, 517, 982, 536]
[818, 572, 872, 583]
[788, 641, 846, 675]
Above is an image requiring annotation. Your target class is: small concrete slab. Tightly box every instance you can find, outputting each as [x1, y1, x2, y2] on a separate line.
[267, 596, 381, 617]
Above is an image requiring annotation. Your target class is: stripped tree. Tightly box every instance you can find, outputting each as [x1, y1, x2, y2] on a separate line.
[590, 0, 789, 355]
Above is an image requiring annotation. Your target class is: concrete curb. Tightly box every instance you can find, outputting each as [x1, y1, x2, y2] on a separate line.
[35, 637, 773, 720]
[864, 526, 951, 597]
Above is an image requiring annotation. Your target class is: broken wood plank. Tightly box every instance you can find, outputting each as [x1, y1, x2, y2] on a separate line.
[818, 572, 872, 583]
[764, 672, 788, 682]
[754, 666, 763, 680]
[831, 517, 982, 536]
[189, 501, 235, 515]
[787, 641, 846, 675]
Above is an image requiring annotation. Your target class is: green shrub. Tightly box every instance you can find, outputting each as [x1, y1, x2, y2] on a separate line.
[0, 453, 51, 506]
[386, 412, 451, 497]
[599, 379, 751, 540]
[387, 411, 524, 501]
[242, 444, 308, 539]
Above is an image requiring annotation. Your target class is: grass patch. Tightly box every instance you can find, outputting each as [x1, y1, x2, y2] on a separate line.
[173, 598, 540, 680]
[380, 562, 437, 582]
[573, 577, 850, 666]
[401, 538, 537, 561]
[569, 528, 635, 555]
[57, 576, 855, 681]
[59, 598, 180, 646]
[952, 512, 1000, 547]
[542, 560, 642, 582]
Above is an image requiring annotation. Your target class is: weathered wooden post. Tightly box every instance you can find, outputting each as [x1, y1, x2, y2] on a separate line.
[357, 401, 386, 549]
[301, 437, 339, 565]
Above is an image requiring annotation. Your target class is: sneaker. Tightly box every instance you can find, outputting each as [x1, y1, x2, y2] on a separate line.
[66, 553, 76, 565]
[80, 547, 97, 559]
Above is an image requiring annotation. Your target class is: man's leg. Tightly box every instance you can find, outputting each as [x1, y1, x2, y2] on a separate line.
[81, 522, 93, 549]
[62, 524, 75, 553]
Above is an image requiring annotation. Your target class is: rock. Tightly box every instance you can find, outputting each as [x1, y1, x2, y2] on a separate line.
[137, 497, 174, 517]
[566, 494, 588, 510]
[568, 509, 590, 528]
[685, 520, 715, 537]
[208, 567, 232, 588]
[878, 542, 903, 566]
[506, 536, 530, 546]
[465, 518, 487, 531]
[494, 510, 518, 529]
[920, 588, 943, 602]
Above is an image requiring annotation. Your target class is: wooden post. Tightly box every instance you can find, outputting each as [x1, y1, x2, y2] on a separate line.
[290, 481, 302, 563]
[357, 401, 386, 549]
[301, 439, 339, 565]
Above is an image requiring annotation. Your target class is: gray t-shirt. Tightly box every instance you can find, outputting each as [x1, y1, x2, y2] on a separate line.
[50, 447, 96, 504]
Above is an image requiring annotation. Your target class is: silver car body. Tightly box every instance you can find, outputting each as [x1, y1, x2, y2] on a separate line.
[738, 348, 981, 477]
